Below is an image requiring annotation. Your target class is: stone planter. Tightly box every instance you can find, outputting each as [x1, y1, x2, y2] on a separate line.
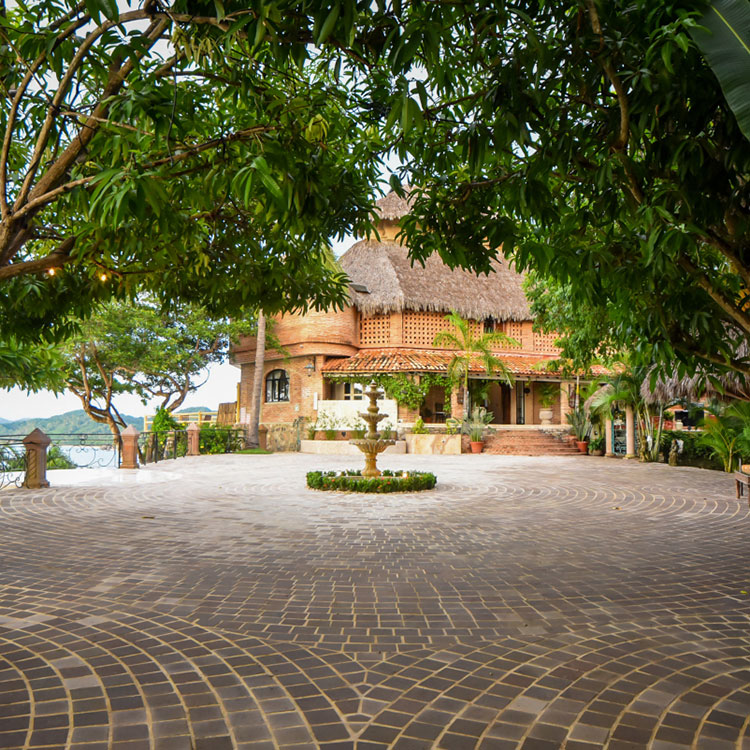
[590, 448, 604, 456]
[470, 441, 483, 454]
[539, 408, 554, 426]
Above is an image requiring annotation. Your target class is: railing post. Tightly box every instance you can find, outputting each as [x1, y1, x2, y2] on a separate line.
[23, 429, 51, 488]
[120, 425, 140, 469]
[187, 423, 200, 456]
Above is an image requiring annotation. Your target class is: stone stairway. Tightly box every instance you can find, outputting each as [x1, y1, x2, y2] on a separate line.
[484, 429, 582, 456]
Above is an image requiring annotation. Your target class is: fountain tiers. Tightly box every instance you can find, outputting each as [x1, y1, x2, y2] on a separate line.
[349, 381, 395, 477]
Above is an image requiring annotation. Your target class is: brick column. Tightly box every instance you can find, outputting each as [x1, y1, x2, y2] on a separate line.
[120, 425, 139, 469]
[605, 417, 614, 457]
[23, 428, 51, 489]
[187, 423, 200, 456]
[624, 407, 637, 459]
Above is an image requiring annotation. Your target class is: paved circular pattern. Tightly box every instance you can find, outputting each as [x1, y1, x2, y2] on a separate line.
[0, 453, 748, 748]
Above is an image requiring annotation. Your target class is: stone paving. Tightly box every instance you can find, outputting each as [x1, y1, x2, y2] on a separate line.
[0, 452, 749, 750]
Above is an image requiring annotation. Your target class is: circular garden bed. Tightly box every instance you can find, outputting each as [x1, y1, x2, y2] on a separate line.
[306, 470, 436, 493]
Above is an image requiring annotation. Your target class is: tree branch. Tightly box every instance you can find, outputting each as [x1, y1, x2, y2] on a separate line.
[585, 0, 630, 152]
[0, 237, 74, 280]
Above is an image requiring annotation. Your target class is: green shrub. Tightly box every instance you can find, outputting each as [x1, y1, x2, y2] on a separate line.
[411, 417, 428, 434]
[199, 424, 241, 454]
[659, 430, 722, 471]
[306, 470, 437, 493]
[48, 445, 77, 469]
[152, 408, 180, 433]
[589, 437, 604, 453]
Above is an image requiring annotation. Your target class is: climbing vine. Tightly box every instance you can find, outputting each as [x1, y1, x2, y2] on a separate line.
[325, 373, 452, 412]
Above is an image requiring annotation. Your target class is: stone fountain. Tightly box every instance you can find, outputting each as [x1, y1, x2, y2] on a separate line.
[350, 381, 395, 477]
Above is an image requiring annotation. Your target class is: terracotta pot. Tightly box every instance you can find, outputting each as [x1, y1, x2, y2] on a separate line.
[470, 441, 484, 454]
[576, 440, 589, 453]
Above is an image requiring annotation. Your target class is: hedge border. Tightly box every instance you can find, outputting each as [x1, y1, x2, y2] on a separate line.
[306, 469, 437, 493]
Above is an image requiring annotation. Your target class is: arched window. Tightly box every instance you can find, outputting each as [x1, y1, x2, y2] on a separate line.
[265, 369, 289, 402]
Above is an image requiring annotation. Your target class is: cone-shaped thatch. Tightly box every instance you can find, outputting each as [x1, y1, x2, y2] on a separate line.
[375, 186, 414, 220]
[339, 240, 530, 321]
[640, 370, 750, 404]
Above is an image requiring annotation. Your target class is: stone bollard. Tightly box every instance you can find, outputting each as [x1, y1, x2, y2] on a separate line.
[120, 425, 139, 469]
[23, 428, 51, 489]
[187, 423, 200, 456]
[164, 430, 175, 459]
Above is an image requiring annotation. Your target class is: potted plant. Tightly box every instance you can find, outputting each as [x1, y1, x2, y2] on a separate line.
[588, 436, 604, 456]
[537, 383, 558, 426]
[380, 421, 394, 439]
[566, 405, 591, 453]
[411, 416, 428, 434]
[462, 406, 494, 453]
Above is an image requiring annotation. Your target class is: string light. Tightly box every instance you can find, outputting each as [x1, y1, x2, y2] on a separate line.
[47, 268, 56, 276]
[99, 273, 107, 282]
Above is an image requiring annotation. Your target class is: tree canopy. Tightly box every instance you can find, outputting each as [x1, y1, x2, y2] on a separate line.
[0, 0, 382, 354]
[3, 0, 750, 393]
[383, 0, 750, 384]
[59, 297, 252, 437]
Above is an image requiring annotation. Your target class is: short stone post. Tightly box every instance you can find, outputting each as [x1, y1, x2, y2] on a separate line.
[164, 430, 176, 459]
[624, 406, 637, 459]
[120, 425, 139, 469]
[604, 417, 614, 457]
[23, 428, 51, 489]
[187, 423, 200, 456]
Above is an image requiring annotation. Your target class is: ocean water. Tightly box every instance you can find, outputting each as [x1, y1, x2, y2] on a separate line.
[58, 445, 119, 469]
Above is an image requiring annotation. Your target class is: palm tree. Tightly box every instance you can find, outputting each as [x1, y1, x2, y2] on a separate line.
[589, 362, 675, 462]
[433, 311, 517, 419]
[247, 310, 266, 449]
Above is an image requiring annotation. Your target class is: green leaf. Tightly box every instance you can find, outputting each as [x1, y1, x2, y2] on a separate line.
[316, 5, 340, 45]
[691, 0, 750, 141]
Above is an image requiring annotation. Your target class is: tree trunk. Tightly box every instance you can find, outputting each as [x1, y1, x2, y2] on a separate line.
[247, 310, 266, 448]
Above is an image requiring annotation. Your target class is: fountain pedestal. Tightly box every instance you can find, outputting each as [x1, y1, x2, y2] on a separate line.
[349, 381, 395, 477]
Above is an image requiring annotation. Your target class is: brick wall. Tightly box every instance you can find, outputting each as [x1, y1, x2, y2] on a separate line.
[238, 355, 326, 426]
[233, 307, 358, 364]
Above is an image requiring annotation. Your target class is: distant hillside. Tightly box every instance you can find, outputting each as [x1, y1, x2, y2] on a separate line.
[0, 410, 142, 437]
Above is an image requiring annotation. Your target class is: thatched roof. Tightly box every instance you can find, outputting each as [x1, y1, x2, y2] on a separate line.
[339, 240, 530, 321]
[375, 186, 413, 220]
[641, 369, 750, 404]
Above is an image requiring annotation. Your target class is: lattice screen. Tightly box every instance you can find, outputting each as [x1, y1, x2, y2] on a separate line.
[402, 311, 480, 346]
[533, 331, 561, 354]
[505, 322, 524, 348]
[359, 313, 391, 345]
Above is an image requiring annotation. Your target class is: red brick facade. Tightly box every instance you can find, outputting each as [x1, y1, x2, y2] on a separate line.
[231, 305, 576, 428]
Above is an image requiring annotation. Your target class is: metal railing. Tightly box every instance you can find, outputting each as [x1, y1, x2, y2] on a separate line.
[138, 430, 188, 465]
[47, 433, 121, 469]
[0, 437, 26, 490]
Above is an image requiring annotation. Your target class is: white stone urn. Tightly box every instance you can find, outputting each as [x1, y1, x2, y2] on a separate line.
[539, 408, 554, 426]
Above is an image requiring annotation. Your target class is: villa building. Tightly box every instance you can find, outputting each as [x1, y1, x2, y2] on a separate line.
[232, 190, 604, 440]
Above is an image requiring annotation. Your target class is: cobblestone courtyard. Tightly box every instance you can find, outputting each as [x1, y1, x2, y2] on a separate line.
[0, 453, 748, 750]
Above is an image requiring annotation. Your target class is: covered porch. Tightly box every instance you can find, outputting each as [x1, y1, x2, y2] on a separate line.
[320, 348, 595, 428]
